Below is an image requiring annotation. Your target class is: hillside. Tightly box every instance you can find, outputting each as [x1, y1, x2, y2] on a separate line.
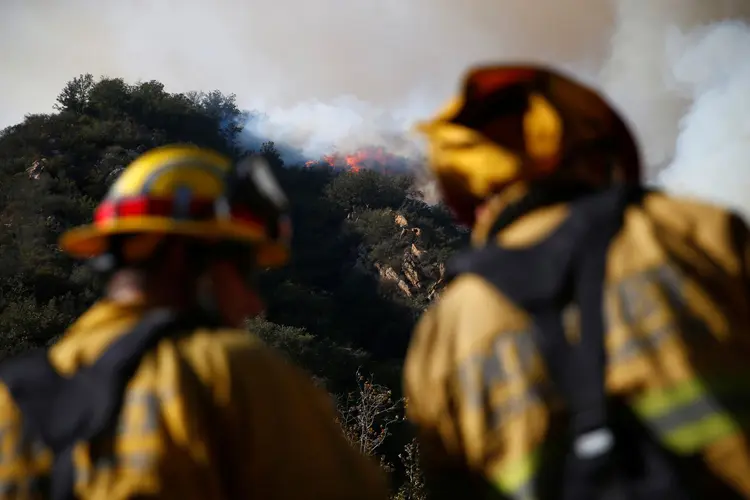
[0, 74, 467, 496]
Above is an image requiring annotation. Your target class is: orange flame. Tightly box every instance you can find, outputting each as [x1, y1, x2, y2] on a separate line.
[304, 147, 407, 173]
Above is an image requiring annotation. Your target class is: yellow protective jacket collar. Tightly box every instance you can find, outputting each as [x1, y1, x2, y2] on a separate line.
[471, 183, 571, 250]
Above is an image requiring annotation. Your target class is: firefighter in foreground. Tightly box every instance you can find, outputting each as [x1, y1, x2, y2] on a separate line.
[404, 65, 750, 499]
[0, 145, 390, 499]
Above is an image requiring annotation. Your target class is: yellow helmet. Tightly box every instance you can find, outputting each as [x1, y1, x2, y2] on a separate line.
[59, 144, 292, 268]
[416, 64, 640, 225]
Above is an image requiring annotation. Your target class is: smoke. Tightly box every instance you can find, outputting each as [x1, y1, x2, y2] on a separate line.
[0, 0, 611, 156]
[658, 19, 750, 216]
[599, 0, 750, 218]
[1, 0, 750, 216]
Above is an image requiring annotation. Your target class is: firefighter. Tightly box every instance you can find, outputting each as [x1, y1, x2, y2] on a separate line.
[0, 145, 390, 500]
[404, 65, 750, 499]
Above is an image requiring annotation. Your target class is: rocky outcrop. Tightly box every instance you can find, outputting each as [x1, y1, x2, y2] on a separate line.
[26, 160, 45, 180]
[375, 262, 413, 296]
[373, 212, 447, 303]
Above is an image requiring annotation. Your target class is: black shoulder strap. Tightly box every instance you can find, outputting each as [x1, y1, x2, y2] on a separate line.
[0, 308, 186, 500]
[446, 186, 643, 499]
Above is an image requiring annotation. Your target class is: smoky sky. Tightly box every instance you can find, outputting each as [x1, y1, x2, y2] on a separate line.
[0, 0, 612, 145]
[2, 0, 750, 217]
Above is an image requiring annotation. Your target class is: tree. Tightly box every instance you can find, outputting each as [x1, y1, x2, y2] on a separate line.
[333, 370, 426, 500]
[54, 73, 95, 114]
[86, 77, 132, 119]
[336, 369, 404, 458]
[325, 169, 413, 213]
[393, 439, 427, 500]
[186, 89, 249, 147]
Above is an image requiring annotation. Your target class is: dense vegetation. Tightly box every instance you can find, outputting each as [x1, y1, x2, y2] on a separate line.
[0, 74, 468, 496]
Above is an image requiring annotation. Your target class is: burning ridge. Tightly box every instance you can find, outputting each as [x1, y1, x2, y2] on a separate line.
[304, 146, 414, 174]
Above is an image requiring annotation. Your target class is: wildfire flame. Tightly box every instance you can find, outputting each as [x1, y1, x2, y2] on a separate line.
[304, 146, 410, 174]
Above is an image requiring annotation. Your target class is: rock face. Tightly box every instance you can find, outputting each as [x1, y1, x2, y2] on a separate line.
[375, 262, 412, 296]
[26, 160, 45, 180]
[373, 212, 447, 303]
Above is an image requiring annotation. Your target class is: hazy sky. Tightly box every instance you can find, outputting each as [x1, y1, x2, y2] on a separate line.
[2, 0, 750, 216]
[0, 0, 612, 149]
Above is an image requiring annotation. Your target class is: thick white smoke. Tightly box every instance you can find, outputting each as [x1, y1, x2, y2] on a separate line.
[600, 0, 750, 217]
[658, 20, 750, 216]
[1, 0, 750, 216]
[0, 0, 611, 159]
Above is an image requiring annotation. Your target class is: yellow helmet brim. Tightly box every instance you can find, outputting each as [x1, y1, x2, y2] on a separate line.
[59, 217, 289, 268]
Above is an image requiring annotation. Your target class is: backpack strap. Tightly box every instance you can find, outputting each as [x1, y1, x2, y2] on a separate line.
[446, 186, 646, 499]
[0, 308, 189, 500]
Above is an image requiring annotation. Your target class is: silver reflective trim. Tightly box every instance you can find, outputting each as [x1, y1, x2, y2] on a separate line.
[574, 427, 614, 459]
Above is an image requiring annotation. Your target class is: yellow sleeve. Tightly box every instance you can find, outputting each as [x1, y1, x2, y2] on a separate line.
[405, 276, 553, 499]
[701, 210, 750, 325]
[219, 339, 390, 500]
[404, 308, 479, 499]
[404, 307, 462, 462]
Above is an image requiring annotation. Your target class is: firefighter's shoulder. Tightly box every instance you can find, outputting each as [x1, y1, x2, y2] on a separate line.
[412, 272, 529, 356]
[174, 327, 391, 499]
[405, 273, 532, 417]
[635, 190, 748, 266]
[172, 327, 325, 411]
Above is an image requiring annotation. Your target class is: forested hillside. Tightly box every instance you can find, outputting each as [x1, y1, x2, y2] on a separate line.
[0, 74, 467, 496]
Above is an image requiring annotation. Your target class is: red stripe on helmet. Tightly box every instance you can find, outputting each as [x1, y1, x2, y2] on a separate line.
[94, 195, 266, 232]
[94, 201, 118, 221]
[468, 67, 537, 101]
